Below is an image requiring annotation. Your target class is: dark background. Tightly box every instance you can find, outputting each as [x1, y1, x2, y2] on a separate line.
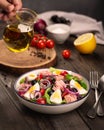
[22, 0, 104, 23]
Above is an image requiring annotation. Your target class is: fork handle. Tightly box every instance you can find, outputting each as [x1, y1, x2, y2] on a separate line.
[95, 89, 104, 116]
[87, 92, 103, 118]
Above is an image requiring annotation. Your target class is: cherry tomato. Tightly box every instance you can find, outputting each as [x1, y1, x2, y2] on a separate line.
[40, 88, 45, 96]
[46, 39, 55, 48]
[31, 37, 38, 47]
[62, 49, 71, 59]
[31, 34, 55, 49]
[60, 71, 68, 76]
[40, 35, 48, 44]
[36, 98, 46, 104]
[36, 73, 43, 81]
[37, 40, 46, 49]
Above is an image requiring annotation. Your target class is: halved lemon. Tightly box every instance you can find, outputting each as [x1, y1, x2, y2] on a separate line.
[74, 33, 96, 54]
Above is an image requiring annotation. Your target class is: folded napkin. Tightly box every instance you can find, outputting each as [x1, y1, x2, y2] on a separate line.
[39, 11, 104, 45]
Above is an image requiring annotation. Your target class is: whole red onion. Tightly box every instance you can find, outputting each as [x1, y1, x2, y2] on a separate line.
[34, 19, 47, 34]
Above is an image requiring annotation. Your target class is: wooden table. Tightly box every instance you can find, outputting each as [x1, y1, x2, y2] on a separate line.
[0, 36, 104, 130]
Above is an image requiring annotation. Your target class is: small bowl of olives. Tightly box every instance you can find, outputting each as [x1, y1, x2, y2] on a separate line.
[50, 15, 71, 25]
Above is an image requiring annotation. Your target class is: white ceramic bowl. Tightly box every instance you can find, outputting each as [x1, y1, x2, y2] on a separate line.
[14, 68, 90, 114]
[46, 24, 71, 44]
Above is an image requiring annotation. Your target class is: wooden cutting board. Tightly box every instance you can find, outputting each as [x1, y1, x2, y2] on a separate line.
[0, 40, 57, 75]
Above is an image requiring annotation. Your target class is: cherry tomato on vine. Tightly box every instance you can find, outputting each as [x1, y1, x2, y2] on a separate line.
[37, 40, 46, 49]
[34, 34, 42, 39]
[31, 34, 55, 49]
[62, 49, 71, 59]
[31, 36, 38, 47]
[46, 39, 55, 48]
[40, 36, 47, 40]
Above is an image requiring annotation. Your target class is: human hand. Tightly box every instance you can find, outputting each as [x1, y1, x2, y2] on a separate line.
[0, 0, 22, 21]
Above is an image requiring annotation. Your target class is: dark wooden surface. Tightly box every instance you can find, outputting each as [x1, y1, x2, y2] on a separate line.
[0, 1, 104, 130]
[0, 36, 104, 130]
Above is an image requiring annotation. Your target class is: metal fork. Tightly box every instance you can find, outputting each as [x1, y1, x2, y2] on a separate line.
[87, 70, 104, 118]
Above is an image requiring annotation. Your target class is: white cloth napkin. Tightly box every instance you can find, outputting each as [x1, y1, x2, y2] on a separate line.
[39, 11, 104, 45]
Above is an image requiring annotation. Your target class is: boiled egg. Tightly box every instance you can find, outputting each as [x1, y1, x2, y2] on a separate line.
[24, 82, 40, 99]
[50, 89, 62, 104]
[27, 73, 37, 81]
[70, 79, 87, 95]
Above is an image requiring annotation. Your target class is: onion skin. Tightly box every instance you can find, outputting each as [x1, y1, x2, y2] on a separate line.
[18, 83, 30, 96]
[30, 91, 41, 100]
[40, 79, 51, 89]
[34, 19, 47, 34]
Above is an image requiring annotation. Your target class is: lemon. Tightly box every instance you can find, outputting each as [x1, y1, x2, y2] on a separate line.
[74, 33, 96, 54]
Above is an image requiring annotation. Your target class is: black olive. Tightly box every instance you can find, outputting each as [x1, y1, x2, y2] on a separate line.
[59, 16, 67, 23]
[50, 15, 71, 25]
[70, 88, 78, 92]
[64, 80, 70, 84]
[77, 95, 82, 100]
[66, 19, 71, 25]
[50, 15, 61, 23]
[31, 80, 37, 85]
[50, 77, 56, 84]
[48, 89, 54, 96]
[50, 15, 58, 22]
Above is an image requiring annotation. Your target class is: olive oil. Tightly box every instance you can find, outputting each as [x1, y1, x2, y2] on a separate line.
[3, 24, 34, 52]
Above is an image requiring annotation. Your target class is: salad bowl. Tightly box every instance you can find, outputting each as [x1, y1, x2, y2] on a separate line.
[14, 67, 90, 114]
